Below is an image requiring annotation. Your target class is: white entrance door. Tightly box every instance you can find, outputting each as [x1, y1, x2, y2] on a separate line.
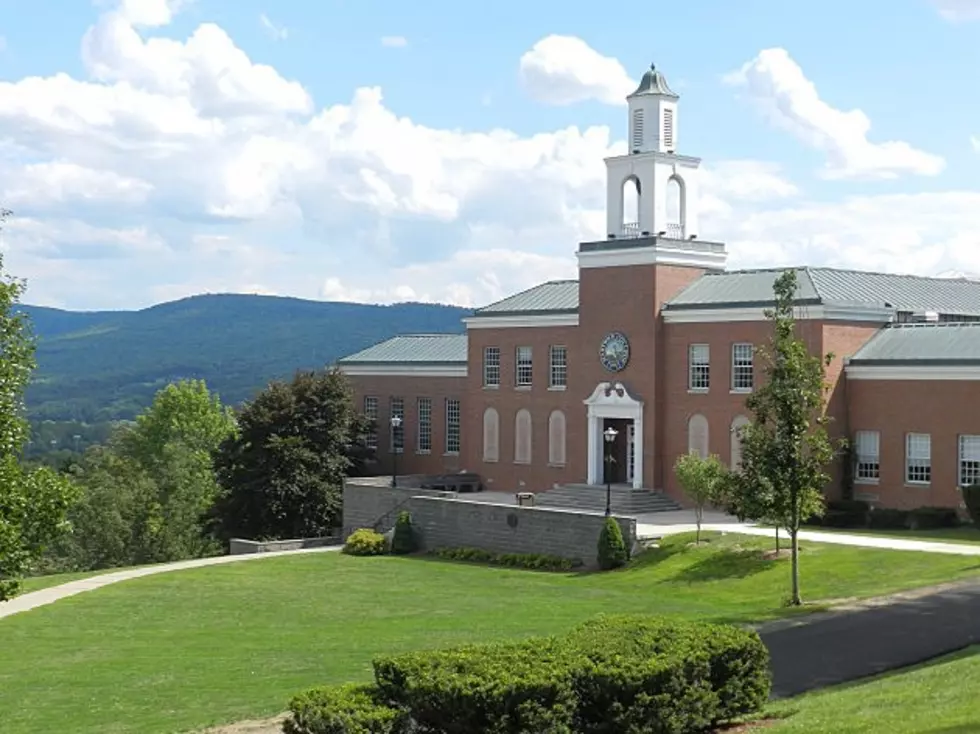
[626, 422, 635, 484]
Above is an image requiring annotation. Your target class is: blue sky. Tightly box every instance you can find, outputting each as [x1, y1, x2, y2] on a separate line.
[0, 0, 977, 310]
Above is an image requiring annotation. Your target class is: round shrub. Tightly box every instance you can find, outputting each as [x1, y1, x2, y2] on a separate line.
[343, 528, 387, 556]
[284, 683, 406, 734]
[389, 511, 417, 555]
[597, 517, 629, 570]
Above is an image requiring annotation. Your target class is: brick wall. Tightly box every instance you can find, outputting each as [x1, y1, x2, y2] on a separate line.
[342, 479, 456, 533]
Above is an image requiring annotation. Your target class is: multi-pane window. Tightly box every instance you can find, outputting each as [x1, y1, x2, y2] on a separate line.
[445, 398, 461, 454]
[416, 398, 432, 454]
[549, 345, 567, 388]
[483, 346, 500, 387]
[516, 346, 533, 386]
[958, 435, 980, 487]
[363, 396, 378, 450]
[854, 430, 880, 482]
[731, 343, 754, 391]
[905, 433, 931, 485]
[688, 344, 710, 390]
[389, 397, 404, 453]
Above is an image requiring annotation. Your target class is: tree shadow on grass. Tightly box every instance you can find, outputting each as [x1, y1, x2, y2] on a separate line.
[671, 548, 775, 583]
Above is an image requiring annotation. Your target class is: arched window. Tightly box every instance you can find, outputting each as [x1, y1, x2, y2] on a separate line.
[482, 407, 499, 463]
[514, 409, 532, 464]
[622, 176, 640, 235]
[666, 175, 684, 238]
[687, 414, 709, 459]
[730, 415, 750, 470]
[548, 410, 566, 466]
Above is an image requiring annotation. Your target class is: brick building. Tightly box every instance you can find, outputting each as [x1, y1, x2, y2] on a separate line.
[337, 63, 980, 512]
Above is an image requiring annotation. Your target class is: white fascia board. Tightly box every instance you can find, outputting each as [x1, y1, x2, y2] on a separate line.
[662, 304, 894, 324]
[338, 364, 467, 378]
[463, 313, 579, 329]
[576, 245, 727, 271]
[845, 364, 980, 381]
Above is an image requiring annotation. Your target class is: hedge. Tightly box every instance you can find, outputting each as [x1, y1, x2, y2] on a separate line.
[431, 546, 580, 571]
[285, 614, 772, 734]
[964, 485, 980, 526]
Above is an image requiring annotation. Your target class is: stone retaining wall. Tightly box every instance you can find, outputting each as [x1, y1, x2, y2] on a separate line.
[342, 479, 456, 534]
[228, 535, 340, 555]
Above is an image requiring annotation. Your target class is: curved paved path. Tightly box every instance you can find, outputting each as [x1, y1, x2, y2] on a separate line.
[0, 546, 342, 620]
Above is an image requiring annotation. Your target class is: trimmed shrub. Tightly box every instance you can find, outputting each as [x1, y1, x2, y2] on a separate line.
[432, 546, 580, 571]
[908, 506, 960, 530]
[369, 615, 771, 734]
[810, 499, 869, 528]
[284, 683, 406, 734]
[868, 508, 909, 530]
[389, 512, 417, 555]
[343, 529, 387, 556]
[597, 517, 629, 570]
[964, 485, 980, 526]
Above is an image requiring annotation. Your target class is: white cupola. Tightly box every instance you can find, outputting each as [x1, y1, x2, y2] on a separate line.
[603, 63, 702, 242]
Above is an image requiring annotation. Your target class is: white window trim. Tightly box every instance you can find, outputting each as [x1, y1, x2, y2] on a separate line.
[516, 346, 533, 387]
[689, 344, 710, 392]
[390, 398, 405, 454]
[905, 432, 931, 486]
[958, 435, 980, 488]
[416, 397, 432, 455]
[549, 345, 568, 389]
[483, 346, 501, 388]
[731, 342, 754, 393]
[854, 430, 880, 485]
[445, 398, 461, 455]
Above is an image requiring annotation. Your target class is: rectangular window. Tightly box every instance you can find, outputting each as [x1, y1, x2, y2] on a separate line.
[363, 396, 378, 450]
[416, 397, 432, 454]
[389, 397, 404, 454]
[905, 433, 931, 485]
[688, 344, 710, 390]
[631, 109, 644, 151]
[483, 346, 500, 387]
[663, 108, 674, 150]
[959, 435, 980, 487]
[854, 430, 880, 482]
[445, 398, 461, 454]
[549, 345, 567, 388]
[731, 343, 754, 391]
[516, 346, 533, 387]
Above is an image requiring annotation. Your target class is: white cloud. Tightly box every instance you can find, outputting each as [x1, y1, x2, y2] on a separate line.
[971, 135, 980, 152]
[380, 36, 408, 48]
[0, 9, 977, 312]
[725, 48, 945, 180]
[932, 0, 980, 21]
[519, 35, 634, 106]
[260, 13, 288, 41]
[114, 0, 187, 28]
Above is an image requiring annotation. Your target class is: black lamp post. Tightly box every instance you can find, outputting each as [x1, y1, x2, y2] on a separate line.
[603, 425, 618, 516]
[390, 414, 402, 487]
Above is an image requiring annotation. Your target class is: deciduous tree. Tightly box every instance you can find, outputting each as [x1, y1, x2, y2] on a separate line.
[736, 269, 840, 605]
[673, 452, 726, 545]
[0, 209, 79, 599]
[208, 368, 362, 542]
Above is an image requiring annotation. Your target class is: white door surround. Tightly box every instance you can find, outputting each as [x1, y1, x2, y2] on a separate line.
[584, 381, 644, 489]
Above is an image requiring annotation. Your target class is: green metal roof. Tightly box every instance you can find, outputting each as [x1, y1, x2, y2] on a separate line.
[472, 280, 579, 316]
[849, 322, 980, 365]
[628, 63, 679, 100]
[337, 334, 467, 364]
[665, 267, 980, 316]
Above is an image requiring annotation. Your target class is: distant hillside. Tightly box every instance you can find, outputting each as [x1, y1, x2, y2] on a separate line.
[18, 294, 471, 423]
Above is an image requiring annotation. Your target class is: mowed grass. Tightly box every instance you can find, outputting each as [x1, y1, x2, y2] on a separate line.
[763, 646, 980, 733]
[2, 532, 980, 734]
[807, 525, 980, 546]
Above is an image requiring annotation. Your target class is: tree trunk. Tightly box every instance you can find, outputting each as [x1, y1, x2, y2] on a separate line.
[695, 504, 702, 545]
[774, 525, 780, 553]
[790, 528, 802, 605]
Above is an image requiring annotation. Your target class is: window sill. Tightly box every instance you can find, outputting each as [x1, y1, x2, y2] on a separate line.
[416, 450, 431, 456]
[548, 385, 567, 392]
[515, 385, 532, 391]
[687, 388, 709, 395]
[548, 462, 566, 468]
[392, 449, 404, 455]
[483, 457, 498, 463]
[854, 479, 880, 486]
[483, 385, 499, 391]
[905, 482, 931, 488]
[443, 451, 460, 457]
[514, 460, 531, 465]
[730, 388, 753, 395]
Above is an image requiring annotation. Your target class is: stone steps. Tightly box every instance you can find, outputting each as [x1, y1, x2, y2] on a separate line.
[535, 484, 682, 515]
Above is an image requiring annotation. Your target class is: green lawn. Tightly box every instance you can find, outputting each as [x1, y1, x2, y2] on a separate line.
[2, 532, 980, 734]
[20, 568, 116, 594]
[763, 646, 980, 733]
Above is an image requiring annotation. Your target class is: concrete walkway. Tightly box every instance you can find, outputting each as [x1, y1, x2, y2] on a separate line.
[635, 510, 980, 556]
[0, 546, 342, 621]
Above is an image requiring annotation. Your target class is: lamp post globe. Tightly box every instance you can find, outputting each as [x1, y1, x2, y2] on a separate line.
[603, 426, 618, 516]
[390, 415, 403, 487]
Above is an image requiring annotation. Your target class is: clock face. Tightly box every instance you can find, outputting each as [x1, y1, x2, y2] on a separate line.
[599, 332, 630, 372]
